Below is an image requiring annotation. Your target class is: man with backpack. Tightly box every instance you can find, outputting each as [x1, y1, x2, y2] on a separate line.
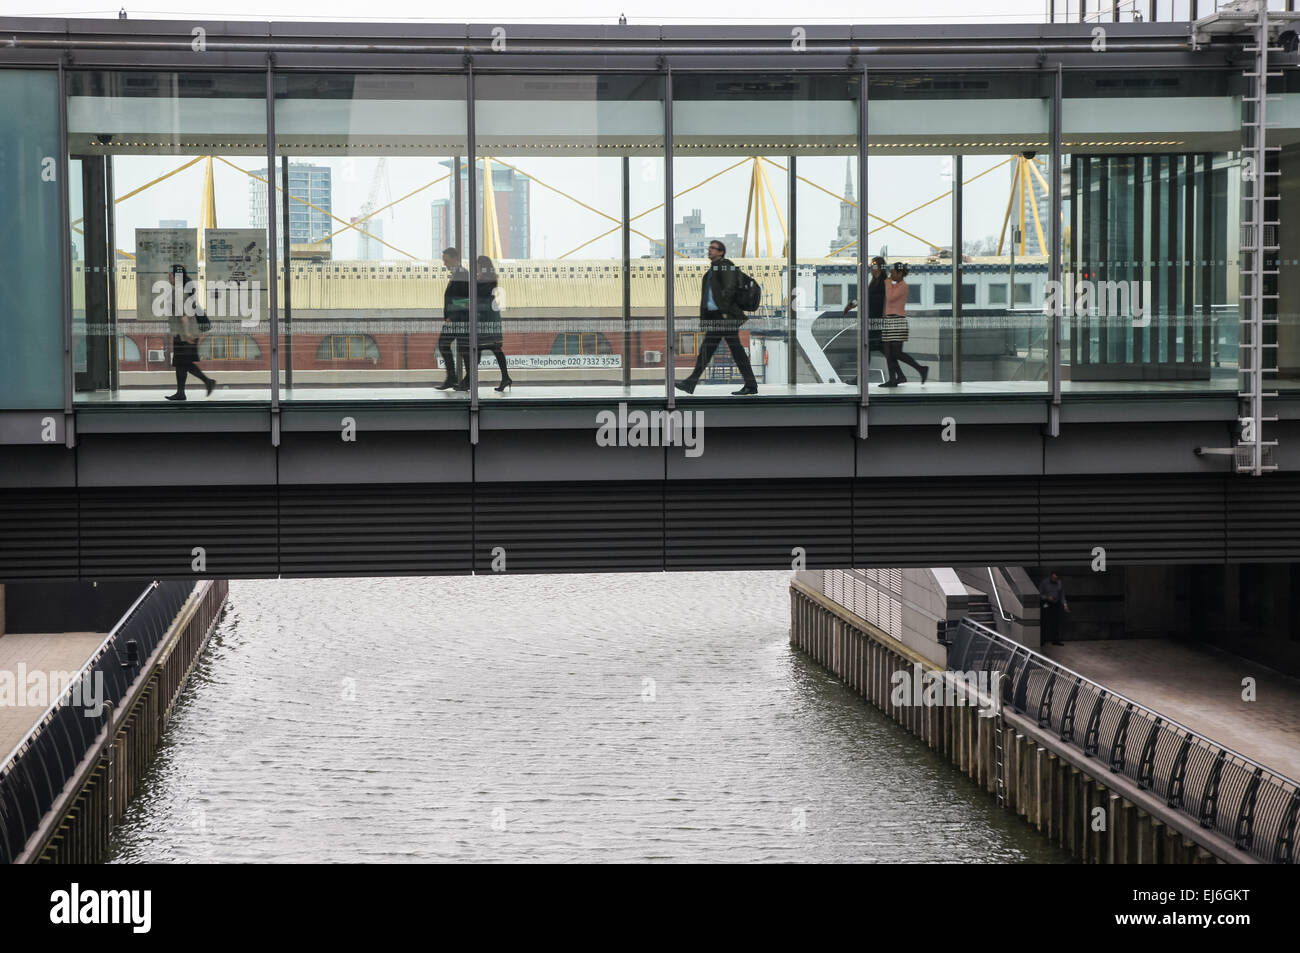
[675, 240, 760, 396]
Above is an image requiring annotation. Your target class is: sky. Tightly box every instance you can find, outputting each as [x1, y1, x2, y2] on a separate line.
[40, 0, 1089, 262]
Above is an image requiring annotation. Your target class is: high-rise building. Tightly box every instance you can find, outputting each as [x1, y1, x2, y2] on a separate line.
[431, 160, 530, 259]
[673, 208, 740, 259]
[675, 208, 708, 258]
[250, 162, 333, 255]
[828, 159, 859, 259]
[353, 217, 384, 260]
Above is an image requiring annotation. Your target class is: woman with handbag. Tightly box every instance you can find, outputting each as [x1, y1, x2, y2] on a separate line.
[165, 265, 216, 401]
[879, 261, 929, 388]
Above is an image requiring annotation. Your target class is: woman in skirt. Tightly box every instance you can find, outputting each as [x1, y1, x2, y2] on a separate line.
[880, 261, 929, 387]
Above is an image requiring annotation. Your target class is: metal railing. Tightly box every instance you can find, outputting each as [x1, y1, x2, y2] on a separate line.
[948, 617, 1300, 864]
[0, 580, 197, 865]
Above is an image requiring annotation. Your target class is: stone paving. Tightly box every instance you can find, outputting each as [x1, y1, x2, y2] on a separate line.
[1045, 638, 1300, 781]
[0, 631, 106, 759]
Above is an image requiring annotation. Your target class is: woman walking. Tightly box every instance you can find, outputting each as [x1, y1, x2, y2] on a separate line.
[165, 264, 216, 401]
[456, 255, 512, 392]
[880, 261, 929, 388]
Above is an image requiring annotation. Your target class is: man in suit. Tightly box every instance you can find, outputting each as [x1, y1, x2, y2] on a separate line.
[436, 247, 471, 390]
[675, 240, 759, 396]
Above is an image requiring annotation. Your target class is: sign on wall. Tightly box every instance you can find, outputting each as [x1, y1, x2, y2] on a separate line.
[134, 227, 197, 318]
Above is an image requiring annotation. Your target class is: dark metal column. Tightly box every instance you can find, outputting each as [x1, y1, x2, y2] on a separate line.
[622, 154, 631, 389]
[281, 155, 293, 390]
[952, 153, 962, 384]
[265, 60, 280, 440]
[104, 152, 118, 393]
[858, 65, 869, 439]
[466, 64, 479, 428]
[664, 66, 675, 409]
[453, 156, 463, 253]
[1049, 64, 1063, 437]
[57, 60, 74, 445]
[787, 153, 797, 387]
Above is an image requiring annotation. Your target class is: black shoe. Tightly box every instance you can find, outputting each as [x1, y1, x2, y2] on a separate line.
[920, 366, 930, 385]
[205, 378, 216, 396]
[165, 393, 186, 401]
[452, 377, 470, 392]
[675, 379, 697, 394]
[878, 379, 899, 388]
[435, 378, 458, 390]
[731, 383, 759, 396]
[494, 375, 513, 393]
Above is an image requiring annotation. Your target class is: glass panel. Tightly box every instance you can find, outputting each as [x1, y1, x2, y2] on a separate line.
[274, 73, 468, 400]
[0, 70, 63, 410]
[1062, 69, 1244, 393]
[672, 73, 859, 398]
[869, 71, 1051, 396]
[67, 71, 270, 403]
[472, 74, 665, 400]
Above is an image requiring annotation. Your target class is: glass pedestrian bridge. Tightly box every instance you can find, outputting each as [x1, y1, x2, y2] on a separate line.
[2, 14, 1300, 457]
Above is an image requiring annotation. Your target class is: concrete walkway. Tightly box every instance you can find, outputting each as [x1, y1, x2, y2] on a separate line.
[1044, 638, 1300, 782]
[0, 632, 106, 759]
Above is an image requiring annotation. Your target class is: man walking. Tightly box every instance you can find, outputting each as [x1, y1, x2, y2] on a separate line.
[1038, 571, 1070, 646]
[675, 240, 759, 396]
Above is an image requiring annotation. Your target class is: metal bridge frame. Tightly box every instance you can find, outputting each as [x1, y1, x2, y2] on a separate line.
[0, 15, 1296, 469]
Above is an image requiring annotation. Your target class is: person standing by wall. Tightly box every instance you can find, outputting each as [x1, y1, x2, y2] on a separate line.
[1038, 571, 1070, 646]
[675, 240, 759, 397]
[879, 262, 930, 388]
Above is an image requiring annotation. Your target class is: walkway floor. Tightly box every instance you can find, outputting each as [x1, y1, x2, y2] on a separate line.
[1044, 638, 1300, 782]
[0, 631, 106, 759]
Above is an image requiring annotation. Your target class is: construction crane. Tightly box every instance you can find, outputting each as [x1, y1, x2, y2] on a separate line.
[355, 157, 391, 259]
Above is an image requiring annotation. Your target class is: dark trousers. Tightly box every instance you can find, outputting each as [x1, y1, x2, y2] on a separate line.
[686, 313, 757, 386]
[437, 321, 465, 381]
[884, 340, 925, 382]
[1041, 601, 1065, 643]
[173, 364, 211, 394]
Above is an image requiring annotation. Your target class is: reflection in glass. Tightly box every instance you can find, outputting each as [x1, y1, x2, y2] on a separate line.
[274, 73, 468, 400]
[67, 71, 270, 403]
[868, 71, 1052, 396]
[672, 73, 860, 398]
[472, 74, 666, 399]
[1062, 69, 1245, 392]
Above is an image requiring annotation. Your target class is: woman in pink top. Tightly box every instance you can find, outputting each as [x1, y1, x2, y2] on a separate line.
[880, 262, 930, 387]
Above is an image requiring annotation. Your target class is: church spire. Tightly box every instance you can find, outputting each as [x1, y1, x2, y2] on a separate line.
[843, 157, 854, 202]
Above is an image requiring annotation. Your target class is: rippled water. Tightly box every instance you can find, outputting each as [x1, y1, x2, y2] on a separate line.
[109, 572, 1069, 863]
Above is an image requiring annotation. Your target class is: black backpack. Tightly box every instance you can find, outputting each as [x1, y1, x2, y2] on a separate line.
[734, 269, 762, 312]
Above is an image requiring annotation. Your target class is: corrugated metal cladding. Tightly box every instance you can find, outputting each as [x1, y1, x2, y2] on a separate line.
[853, 477, 1040, 567]
[0, 489, 79, 579]
[280, 484, 473, 577]
[473, 482, 664, 574]
[665, 479, 853, 570]
[2, 474, 1300, 580]
[78, 487, 279, 580]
